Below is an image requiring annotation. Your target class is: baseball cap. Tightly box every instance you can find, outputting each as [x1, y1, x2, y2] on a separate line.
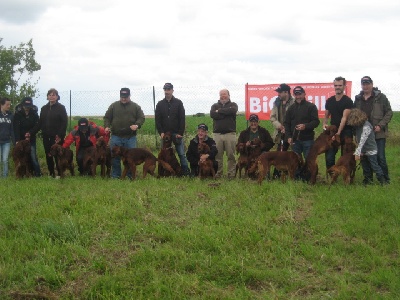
[78, 118, 89, 131]
[21, 97, 33, 107]
[361, 76, 373, 84]
[249, 114, 259, 122]
[293, 86, 305, 95]
[197, 123, 208, 131]
[120, 88, 130, 98]
[275, 83, 291, 93]
[163, 83, 174, 90]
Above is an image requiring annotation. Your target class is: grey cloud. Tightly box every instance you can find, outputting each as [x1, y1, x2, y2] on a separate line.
[0, 0, 53, 23]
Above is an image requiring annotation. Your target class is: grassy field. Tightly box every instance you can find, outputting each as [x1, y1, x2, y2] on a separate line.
[1, 113, 399, 299]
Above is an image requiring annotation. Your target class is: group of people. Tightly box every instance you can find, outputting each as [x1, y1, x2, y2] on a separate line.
[0, 76, 393, 185]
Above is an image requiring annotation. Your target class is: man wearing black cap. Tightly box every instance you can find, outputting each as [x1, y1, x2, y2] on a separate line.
[323, 76, 354, 170]
[284, 86, 320, 160]
[354, 76, 392, 184]
[210, 89, 238, 179]
[238, 114, 274, 152]
[155, 83, 190, 175]
[63, 118, 103, 175]
[13, 97, 41, 177]
[186, 123, 218, 177]
[104, 87, 145, 178]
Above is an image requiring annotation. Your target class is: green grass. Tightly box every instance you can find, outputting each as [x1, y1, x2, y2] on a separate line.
[1, 113, 400, 299]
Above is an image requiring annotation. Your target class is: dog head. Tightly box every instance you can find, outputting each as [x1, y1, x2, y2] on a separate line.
[163, 132, 173, 148]
[111, 145, 122, 158]
[250, 138, 262, 148]
[49, 144, 64, 157]
[96, 136, 107, 148]
[198, 142, 211, 155]
[236, 143, 247, 154]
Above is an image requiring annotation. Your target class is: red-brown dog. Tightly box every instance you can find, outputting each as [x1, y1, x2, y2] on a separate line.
[197, 142, 216, 179]
[327, 136, 357, 185]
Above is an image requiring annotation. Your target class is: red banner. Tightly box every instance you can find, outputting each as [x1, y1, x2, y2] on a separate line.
[245, 82, 352, 120]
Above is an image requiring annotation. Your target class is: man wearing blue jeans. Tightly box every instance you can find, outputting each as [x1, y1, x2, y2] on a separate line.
[354, 76, 393, 184]
[104, 88, 145, 178]
[284, 86, 320, 162]
[155, 83, 190, 176]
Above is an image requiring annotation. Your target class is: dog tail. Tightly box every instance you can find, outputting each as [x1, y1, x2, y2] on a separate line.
[157, 159, 176, 175]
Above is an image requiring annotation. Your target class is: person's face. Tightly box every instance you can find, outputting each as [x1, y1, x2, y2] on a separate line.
[1, 100, 11, 111]
[164, 88, 173, 99]
[294, 92, 305, 102]
[197, 129, 207, 139]
[361, 82, 373, 94]
[334, 80, 345, 95]
[250, 120, 259, 131]
[120, 96, 130, 103]
[278, 91, 289, 100]
[219, 90, 230, 103]
[23, 106, 31, 113]
[47, 92, 58, 104]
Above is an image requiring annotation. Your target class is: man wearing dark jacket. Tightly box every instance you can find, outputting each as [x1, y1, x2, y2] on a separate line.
[14, 97, 41, 177]
[284, 86, 320, 160]
[237, 114, 274, 152]
[186, 123, 218, 177]
[354, 76, 393, 184]
[210, 89, 238, 178]
[155, 83, 190, 175]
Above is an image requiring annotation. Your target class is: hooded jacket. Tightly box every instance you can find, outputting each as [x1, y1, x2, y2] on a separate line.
[354, 88, 392, 139]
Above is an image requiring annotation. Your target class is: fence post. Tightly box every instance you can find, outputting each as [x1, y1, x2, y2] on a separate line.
[153, 86, 158, 149]
[69, 90, 72, 131]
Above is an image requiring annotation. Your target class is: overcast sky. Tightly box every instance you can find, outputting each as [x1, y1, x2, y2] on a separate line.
[1, 0, 399, 113]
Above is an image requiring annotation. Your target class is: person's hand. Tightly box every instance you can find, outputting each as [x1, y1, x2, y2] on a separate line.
[200, 154, 208, 162]
[355, 155, 360, 161]
[374, 125, 381, 132]
[130, 125, 138, 131]
[288, 138, 293, 145]
[25, 132, 30, 139]
[175, 134, 182, 139]
[160, 133, 164, 139]
[55, 135, 61, 144]
[295, 124, 305, 131]
[245, 141, 251, 147]
[105, 127, 111, 134]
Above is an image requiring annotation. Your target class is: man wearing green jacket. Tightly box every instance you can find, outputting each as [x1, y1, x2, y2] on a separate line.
[104, 87, 145, 178]
[354, 76, 392, 184]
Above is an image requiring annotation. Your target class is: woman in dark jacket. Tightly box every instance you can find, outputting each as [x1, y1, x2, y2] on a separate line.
[31, 88, 67, 177]
[186, 123, 218, 177]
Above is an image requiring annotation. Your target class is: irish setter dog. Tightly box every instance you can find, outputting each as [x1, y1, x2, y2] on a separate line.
[158, 132, 182, 177]
[94, 136, 111, 178]
[49, 143, 75, 178]
[302, 125, 340, 185]
[327, 137, 357, 185]
[111, 145, 175, 180]
[12, 139, 32, 179]
[247, 138, 264, 179]
[235, 142, 248, 178]
[249, 151, 304, 184]
[197, 142, 216, 179]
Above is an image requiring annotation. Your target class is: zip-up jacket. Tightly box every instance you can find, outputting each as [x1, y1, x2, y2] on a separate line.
[354, 88, 393, 139]
[155, 96, 185, 136]
[104, 100, 145, 138]
[210, 100, 238, 134]
[284, 99, 320, 141]
[237, 126, 274, 152]
[31, 101, 67, 138]
[13, 104, 39, 142]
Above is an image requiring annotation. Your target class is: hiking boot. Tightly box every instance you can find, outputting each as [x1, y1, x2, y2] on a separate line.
[362, 177, 373, 186]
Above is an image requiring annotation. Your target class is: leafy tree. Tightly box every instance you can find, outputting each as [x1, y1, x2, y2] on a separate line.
[0, 38, 41, 106]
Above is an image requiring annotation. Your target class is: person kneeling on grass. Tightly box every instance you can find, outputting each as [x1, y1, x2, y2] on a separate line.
[347, 108, 387, 185]
[186, 123, 218, 177]
[60, 118, 106, 175]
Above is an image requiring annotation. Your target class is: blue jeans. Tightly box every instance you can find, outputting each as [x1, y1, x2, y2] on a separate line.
[110, 135, 137, 178]
[361, 154, 383, 181]
[291, 139, 314, 161]
[161, 133, 189, 170]
[30, 142, 41, 177]
[376, 138, 389, 181]
[0, 142, 11, 177]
